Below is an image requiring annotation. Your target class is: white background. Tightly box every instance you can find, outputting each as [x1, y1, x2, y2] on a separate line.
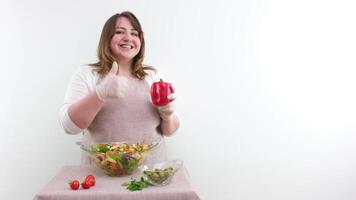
[1, 0, 356, 199]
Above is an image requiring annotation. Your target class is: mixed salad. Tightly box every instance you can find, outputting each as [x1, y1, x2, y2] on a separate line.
[91, 142, 152, 176]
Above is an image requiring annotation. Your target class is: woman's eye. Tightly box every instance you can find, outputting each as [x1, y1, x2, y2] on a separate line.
[116, 31, 124, 34]
[131, 32, 139, 37]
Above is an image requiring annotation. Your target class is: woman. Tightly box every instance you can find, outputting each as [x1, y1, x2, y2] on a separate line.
[59, 11, 179, 164]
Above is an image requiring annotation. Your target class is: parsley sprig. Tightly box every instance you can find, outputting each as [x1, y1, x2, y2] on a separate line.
[122, 177, 151, 191]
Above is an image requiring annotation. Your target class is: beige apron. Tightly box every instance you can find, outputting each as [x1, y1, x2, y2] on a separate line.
[81, 77, 167, 164]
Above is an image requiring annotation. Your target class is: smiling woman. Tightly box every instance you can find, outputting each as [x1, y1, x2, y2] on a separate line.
[58, 11, 180, 164]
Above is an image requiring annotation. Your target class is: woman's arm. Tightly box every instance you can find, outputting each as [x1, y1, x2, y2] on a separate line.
[59, 66, 101, 134]
[146, 69, 180, 136]
[160, 114, 180, 136]
[67, 91, 103, 129]
[59, 63, 127, 133]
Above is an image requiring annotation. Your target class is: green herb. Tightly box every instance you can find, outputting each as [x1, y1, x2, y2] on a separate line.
[93, 144, 110, 153]
[126, 159, 139, 173]
[122, 177, 151, 191]
[116, 157, 124, 168]
[108, 152, 119, 160]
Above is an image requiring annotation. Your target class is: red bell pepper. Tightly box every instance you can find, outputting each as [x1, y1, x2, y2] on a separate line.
[150, 79, 173, 106]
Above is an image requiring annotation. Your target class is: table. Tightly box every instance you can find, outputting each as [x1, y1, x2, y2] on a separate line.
[33, 165, 200, 200]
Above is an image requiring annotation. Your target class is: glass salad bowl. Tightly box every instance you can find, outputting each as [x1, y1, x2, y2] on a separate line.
[139, 159, 183, 186]
[78, 137, 161, 176]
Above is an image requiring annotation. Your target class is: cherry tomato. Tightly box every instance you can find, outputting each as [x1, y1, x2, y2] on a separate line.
[85, 175, 96, 186]
[69, 180, 80, 190]
[81, 180, 91, 189]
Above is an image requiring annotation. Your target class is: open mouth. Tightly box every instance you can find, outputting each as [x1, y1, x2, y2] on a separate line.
[119, 44, 134, 49]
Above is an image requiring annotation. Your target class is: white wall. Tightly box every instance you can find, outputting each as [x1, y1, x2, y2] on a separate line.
[1, 0, 356, 199]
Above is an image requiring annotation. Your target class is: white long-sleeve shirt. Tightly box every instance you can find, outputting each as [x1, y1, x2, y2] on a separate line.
[58, 65, 160, 135]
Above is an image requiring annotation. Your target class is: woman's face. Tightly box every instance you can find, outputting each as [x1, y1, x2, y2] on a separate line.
[110, 17, 141, 62]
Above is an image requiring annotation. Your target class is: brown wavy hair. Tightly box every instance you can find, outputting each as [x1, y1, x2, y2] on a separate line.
[89, 11, 154, 79]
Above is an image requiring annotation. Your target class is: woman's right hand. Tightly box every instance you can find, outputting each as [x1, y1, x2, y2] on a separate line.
[95, 62, 128, 102]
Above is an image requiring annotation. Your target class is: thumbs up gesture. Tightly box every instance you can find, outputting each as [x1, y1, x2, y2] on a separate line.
[95, 62, 129, 102]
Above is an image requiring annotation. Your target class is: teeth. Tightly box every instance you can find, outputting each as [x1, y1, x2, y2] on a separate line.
[120, 44, 132, 49]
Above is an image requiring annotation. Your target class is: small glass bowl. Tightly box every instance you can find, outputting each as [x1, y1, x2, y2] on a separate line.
[139, 159, 183, 186]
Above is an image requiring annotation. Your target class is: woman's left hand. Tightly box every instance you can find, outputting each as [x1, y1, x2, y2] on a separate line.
[156, 89, 176, 121]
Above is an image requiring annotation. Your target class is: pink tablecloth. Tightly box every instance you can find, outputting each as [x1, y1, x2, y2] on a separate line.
[33, 165, 200, 200]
